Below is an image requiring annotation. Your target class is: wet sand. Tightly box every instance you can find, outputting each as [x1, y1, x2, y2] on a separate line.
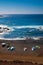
[0, 39, 43, 65]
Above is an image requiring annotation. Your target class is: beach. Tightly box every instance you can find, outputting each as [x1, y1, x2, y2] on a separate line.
[0, 14, 43, 65]
[0, 38, 43, 65]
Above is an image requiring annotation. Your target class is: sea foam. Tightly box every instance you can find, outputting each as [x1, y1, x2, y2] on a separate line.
[13, 25, 43, 32]
[0, 36, 43, 40]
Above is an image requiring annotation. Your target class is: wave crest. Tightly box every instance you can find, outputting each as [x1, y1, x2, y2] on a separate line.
[0, 24, 14, 34]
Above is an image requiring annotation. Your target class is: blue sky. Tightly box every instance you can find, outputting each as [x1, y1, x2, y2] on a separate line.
[0, 0, 43, 14]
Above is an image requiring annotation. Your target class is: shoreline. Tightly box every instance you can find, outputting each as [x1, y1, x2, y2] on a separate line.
[0, 36, 43, 40]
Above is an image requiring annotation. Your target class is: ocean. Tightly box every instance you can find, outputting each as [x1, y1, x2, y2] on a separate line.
[0, 14, 43, 39]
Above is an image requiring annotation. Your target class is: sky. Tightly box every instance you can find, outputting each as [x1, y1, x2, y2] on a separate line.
[0, 0, 43, 14]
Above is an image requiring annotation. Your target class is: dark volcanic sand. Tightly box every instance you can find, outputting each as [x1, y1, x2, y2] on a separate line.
[0, 39, 43, 65]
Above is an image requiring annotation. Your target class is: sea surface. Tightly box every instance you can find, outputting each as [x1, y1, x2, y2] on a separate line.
[0, 14, 43, 39]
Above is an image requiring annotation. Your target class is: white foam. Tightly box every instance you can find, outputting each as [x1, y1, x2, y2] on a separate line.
[0, 24, 14, 34]
[0, 25, 7, 28]
[13, 25, 43, 32]
[31, 37, 41, 40]
[0, 32, 5, 34]
[0, 25, 43, 40]
[0, 37, 26, 40]
[13, 25, 43, 29]
[0, 25, 14, 39]
[0, 25, 43, 32]
[0, 37, 42, 40]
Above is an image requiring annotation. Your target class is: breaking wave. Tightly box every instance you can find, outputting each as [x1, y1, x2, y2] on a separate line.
[0, 24, 43, 39]
[13, 25, 43, 33]
[0, 37, 43, 40]
[0, 24, 14, 38]
[0, 25, 43, 31]
[13, 25, 43, 30]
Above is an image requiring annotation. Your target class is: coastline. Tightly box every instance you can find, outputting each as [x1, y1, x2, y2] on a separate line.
[0, 36, 43, 40]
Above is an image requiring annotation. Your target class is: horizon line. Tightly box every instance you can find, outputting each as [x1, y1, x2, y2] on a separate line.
[0, 13, 43, 15]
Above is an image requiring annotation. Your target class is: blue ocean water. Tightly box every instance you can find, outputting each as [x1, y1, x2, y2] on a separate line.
[0, 14, 43, 38]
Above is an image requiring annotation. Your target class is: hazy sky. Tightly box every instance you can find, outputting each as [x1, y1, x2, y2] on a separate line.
[0, 0, 43, 14]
